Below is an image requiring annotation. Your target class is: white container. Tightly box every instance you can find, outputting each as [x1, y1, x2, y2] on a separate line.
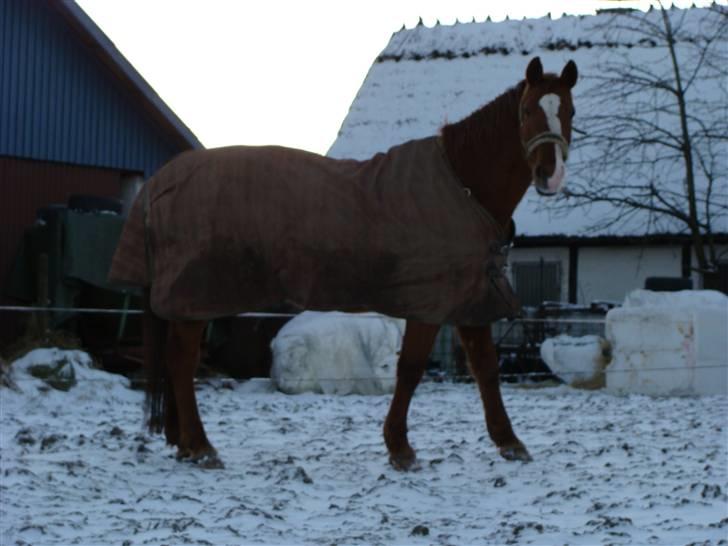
[605, 290, 728, 396]
[270, 311, 404, 395]
[540, 335, 610, 389]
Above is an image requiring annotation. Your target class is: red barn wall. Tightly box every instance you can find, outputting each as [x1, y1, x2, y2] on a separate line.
[0, 156, 123, 346]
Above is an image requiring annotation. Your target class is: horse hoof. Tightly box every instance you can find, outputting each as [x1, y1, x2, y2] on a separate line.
[176, 447, 192, 461]
[499, 444, 533, 462]
[389, 453, 420, 472]
[176, 448, 225, 469]
[193, 452, 225, 470]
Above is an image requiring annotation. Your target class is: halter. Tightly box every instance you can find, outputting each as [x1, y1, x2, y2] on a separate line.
[523, 131, 569, 161]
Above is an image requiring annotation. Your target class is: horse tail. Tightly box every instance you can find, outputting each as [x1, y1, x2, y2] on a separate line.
[142, 289, 168, 434]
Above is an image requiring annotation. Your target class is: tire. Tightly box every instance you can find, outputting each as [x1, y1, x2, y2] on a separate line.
[67, 194, 122, 215]
[644, 277, 693, 291]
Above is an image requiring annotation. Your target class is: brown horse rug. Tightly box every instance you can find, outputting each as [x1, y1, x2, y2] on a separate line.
[109, 136, 520, 325]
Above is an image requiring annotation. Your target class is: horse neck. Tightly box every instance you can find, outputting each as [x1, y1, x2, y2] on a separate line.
[441, 83, 531, 229]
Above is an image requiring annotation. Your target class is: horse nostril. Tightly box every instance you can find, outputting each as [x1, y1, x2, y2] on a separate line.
[536, 165, 550, 180]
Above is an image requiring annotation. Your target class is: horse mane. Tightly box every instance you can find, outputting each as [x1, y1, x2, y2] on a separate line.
[440, 80, 526, 190]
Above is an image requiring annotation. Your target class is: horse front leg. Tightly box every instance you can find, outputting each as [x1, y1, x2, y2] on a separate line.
[457, 325, 532, 462]
[166, 320, 223, 469]
[383, 321, 440, 470]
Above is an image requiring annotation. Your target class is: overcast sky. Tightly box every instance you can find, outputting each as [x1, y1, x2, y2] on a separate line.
[77, 0, 715, 155]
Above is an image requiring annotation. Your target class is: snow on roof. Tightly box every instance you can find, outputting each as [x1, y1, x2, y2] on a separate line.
[377, 8, 706, 62]
[329, 6, 726, 239]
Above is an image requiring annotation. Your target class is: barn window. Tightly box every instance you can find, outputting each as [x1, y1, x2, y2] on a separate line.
[512, 260, 562, 307]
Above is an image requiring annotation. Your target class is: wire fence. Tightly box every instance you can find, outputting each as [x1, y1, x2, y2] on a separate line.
[0, 305, 610, 323]
[0, 305, 293, 318]
[1, 304, 725, 386]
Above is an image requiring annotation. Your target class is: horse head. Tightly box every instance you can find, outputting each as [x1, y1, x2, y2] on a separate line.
[519, 57, 578, 196]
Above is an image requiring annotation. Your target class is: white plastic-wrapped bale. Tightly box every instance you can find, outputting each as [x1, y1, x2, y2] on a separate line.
[540, 335, 610, 389]
[270, 312, 405, 395]
[605, 290, 728, 396]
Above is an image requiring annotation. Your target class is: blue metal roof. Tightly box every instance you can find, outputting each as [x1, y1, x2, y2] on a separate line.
[0, 0, 203, 177]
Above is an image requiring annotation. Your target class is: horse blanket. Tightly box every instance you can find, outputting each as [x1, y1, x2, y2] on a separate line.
[108, 136, 520, 325]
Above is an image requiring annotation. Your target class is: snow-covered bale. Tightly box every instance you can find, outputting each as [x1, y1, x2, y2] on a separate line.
[270, 312, 404, 395]
[540, 335, 610, 389]
[605, 290, 728, 396]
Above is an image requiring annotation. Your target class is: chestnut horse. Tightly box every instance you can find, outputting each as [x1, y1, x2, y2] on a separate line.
[138, 57, 577, 469]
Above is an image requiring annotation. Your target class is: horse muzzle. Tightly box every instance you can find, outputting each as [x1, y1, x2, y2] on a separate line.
[526, 132, 569, 196]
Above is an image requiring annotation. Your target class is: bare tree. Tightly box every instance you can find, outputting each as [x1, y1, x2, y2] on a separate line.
[563, 3, 727, 278]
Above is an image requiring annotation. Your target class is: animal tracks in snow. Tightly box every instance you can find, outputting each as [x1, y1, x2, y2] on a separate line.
[1, 376, 727, 545]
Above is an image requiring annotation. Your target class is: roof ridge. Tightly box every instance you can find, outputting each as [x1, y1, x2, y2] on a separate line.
[377, 5, 714, 63]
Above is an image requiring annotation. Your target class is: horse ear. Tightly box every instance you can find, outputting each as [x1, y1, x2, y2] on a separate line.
[526, 57, 543, 85]
[560, 60, 578, 88]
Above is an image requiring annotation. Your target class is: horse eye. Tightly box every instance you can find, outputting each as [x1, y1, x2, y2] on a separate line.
[522, 107, 531, 118]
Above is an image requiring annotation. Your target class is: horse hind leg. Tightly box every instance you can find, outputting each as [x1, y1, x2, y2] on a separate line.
[165, 320, 224, 469]
[383, 321, 440, 471]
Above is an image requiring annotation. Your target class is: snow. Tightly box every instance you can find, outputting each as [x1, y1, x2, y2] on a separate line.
[5, 348, 134, 403]
[540, 335, 609, 389]
[2, 349, 727, 545]
[270, 311, 404, 395]
[622, 289, 728, 310]
[606, 290, 728, 396]
[378, 8, 710, 62]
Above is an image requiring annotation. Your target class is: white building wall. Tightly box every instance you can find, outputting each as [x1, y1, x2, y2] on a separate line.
[578, 246, 682, 304]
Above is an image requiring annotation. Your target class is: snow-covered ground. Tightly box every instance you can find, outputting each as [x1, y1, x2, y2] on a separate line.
[1, 350, 727, 545]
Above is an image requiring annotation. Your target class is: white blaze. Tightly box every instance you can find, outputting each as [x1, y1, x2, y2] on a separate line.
[539, 93, 566, 193]
[539, 94, 562, 134]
